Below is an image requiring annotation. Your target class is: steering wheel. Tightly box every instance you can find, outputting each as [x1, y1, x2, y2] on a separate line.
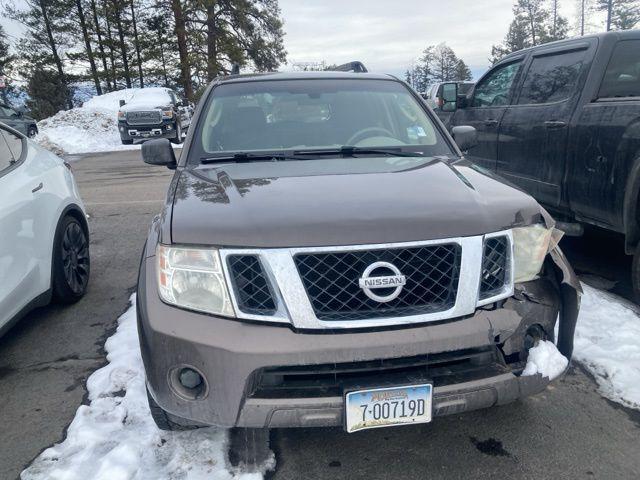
[346, 127, 396, 146]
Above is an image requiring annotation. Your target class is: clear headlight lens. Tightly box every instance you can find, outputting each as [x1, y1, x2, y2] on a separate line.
[156, 245, 235, 317]
[162, 109, 174, 119]
[512, 224, 553, 283]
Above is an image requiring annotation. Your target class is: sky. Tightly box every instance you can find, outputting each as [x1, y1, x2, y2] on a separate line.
[2, 0, 591, 81]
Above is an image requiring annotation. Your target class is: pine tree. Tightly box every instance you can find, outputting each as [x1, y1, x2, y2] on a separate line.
[26, 67, 71, 119]
[0, 26, 15, 104]
[596, 0, 640, 31]
[4, 0, 74, 109]
[454, 59, 473, 81]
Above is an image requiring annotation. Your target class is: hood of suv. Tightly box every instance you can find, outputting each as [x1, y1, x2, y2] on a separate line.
[170, 157, 542, 247]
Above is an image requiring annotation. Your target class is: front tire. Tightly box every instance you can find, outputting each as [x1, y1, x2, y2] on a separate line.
[146, 387, 194, 431]
[27, 126, 38, 138]
[632, 242, 640, 302]
[227, 428, 271, 472]
[52, 215, 90, 303]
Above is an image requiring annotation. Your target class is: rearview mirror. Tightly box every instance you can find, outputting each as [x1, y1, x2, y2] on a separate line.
[451, 125, 478, 152]
[119, 99, 126, 107]
[440, 83, 458, 112]
[142, 138, 177, 169]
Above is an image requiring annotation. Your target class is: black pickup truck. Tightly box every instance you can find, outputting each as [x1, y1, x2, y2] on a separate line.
[439, 30, 640, 295]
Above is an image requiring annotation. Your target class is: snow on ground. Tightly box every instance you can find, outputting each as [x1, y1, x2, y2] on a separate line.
[34, 88, 175, 156]
[21, 295, 273, 480]
[573, 284, 640, 410]
[522, 340, 568, 380]
[19, 283, 640, 478]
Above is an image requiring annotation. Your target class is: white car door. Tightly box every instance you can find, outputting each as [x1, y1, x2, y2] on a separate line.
[0, 127, 40, 329]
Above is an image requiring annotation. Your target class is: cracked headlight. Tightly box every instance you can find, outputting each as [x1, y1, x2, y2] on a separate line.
[157, 245, 235, 317]
[512, 224, 554, 283]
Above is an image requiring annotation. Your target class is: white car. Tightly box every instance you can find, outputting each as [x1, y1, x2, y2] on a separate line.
[0, 122, 90, 336]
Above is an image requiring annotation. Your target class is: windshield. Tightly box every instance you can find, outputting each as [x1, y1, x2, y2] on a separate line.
[193, 79, 453, 161]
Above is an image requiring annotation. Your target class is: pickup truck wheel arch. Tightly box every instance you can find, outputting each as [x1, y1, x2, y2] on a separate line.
[622, 152, 640, 255]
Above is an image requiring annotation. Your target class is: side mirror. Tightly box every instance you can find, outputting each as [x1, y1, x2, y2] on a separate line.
[451, 125, 478, 152]
[119, 99, 126, 107]
[440, 83, 458, 112]
[142, 138, 177, 169]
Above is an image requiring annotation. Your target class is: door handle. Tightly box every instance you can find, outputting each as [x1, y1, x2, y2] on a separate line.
[484, 119, 498, 127]
[32, 182, 43, 193]
[544, 120, 567, 129]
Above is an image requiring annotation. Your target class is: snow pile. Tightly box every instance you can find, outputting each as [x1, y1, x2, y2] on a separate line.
[21, 295, 273, 480]
[34, 88, 173, 155]
[573, 284, 640, 410]
[522, 340, 568, 380]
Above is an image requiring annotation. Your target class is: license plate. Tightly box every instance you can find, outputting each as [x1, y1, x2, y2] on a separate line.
[345, 384, 432, 433]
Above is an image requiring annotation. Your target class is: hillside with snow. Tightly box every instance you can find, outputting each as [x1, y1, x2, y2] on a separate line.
[34, 88, 174, 155]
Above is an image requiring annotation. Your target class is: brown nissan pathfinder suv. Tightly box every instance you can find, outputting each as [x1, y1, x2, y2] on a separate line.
[137, 70, 581, 468]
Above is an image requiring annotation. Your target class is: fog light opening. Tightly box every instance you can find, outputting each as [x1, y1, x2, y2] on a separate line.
[524, 324, 546, 351]
[169, 365, 208, 400]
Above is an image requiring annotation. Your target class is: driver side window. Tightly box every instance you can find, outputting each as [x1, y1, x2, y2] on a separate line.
[472, 61, 522, 107]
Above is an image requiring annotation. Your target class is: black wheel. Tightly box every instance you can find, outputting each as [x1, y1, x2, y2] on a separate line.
[170, 122, 183, 144]
[227, 427, 271, 472]
[27, 126, 38, 138]
[52, 215, 90, 303]
[121, 139, 133, 145]
[146, 387, 194, 431]
[632, 242, 640, 302]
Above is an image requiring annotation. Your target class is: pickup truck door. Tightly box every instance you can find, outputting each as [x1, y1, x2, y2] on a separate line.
[496, 43, 594, 208]
[569, 38, 640, 228]
[449, 59, 523, 172]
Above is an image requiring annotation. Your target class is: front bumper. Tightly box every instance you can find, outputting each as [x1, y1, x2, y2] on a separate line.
[137, 252, 579, 429]
[118, 119, 176, 141]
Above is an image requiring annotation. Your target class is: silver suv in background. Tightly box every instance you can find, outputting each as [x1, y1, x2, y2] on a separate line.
[137, 71, 580, 470]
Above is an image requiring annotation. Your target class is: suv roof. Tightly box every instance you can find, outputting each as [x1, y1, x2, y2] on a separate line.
[500, 29, 640, 63]
[215, 71, 398, 85]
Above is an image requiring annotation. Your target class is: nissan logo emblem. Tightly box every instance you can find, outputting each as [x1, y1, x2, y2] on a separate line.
[358, 261, 406, 303]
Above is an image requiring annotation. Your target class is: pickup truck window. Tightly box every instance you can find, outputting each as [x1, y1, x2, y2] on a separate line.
[599, 40, 640, 99]
[472, 61, 521, 107]
[517, 49, 587, 105]
[197, 79, 452, 157]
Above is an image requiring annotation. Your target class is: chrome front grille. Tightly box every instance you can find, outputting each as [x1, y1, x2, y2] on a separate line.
[126, 110, 162, 125]
[220, 231, 514, 330]
[294, 245, 461, 321]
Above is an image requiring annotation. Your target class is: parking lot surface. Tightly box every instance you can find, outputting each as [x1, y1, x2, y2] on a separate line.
[0, 150, 639, 479]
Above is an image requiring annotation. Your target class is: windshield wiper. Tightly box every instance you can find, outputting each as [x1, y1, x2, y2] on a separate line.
[200, 152, 301, 164]
[292, 146, 430, 158]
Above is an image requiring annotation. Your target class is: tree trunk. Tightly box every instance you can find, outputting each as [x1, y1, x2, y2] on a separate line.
[91, 0, 113, 91]
[157, 32, 169, 87]
[527, 6, 537, 45]
[171, 0, 192, 99]
[606, 0, 613, 31]
[129, 0, 144, 88]
[37, 0, 73, 109]
[206, 1, 218, 81]
[112, 0, 131, 88]
[76, 0, 102, 95]
[552, 0, 557, 38]
[103, 0, 118, 88]
[581, 0, 585, 35]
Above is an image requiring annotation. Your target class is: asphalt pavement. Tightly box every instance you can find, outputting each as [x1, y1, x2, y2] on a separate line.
[0, 150, 639, 480]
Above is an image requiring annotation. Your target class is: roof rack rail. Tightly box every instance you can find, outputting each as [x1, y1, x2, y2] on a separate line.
[330, 61, 368, 73]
